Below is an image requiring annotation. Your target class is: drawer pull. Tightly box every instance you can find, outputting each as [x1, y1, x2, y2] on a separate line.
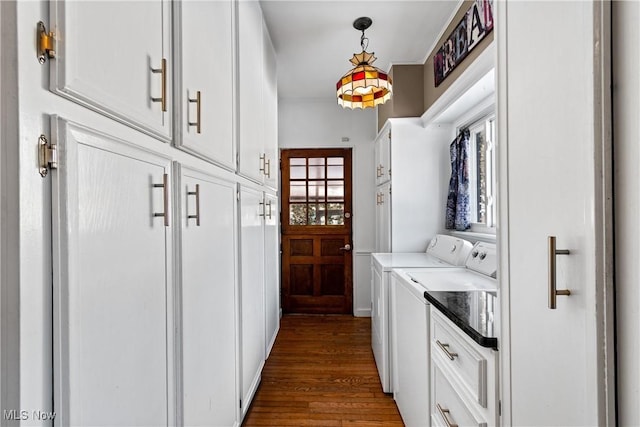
[436, 340, 458, 360]
[437, 403, 458, 427]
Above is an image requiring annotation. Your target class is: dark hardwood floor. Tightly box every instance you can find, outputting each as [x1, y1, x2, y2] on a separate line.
[242, 315, 404, 426]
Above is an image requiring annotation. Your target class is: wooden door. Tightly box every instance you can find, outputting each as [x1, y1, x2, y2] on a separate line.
[175, 0, 235, 168]
[497, 1, 614, 425]
[51, 118, 174, 426]
[179, 166, 237, 426]
[281, 148, 353, 314]
[50, 0, 171, 140]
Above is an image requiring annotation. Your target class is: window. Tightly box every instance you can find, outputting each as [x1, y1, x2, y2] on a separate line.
[466, 115, 496, 231]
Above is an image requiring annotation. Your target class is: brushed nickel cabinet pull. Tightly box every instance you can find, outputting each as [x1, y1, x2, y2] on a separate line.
[548, 236, 571, 309]
[259, 200, 266, 217]
[265, 158, 271, 178]
[436, 340, 458, 360]
[188, 90, 202, 134]
[187, 184, 200, 226]
[151, 58, 168, 112]
[436, 403, 458, 427]
[266, 200, 273, 219]
[259, 153, 266, 175]
[153, 173, 170, 226]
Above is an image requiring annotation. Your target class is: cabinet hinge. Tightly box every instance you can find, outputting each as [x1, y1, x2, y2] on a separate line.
[37, 21, 56, 64]
[39, 134, 57, 177]
[236, 152, 240, 168]
[498, 400, 501, 416]
[239, 399, 242, 409]
[237, 190, 240, 202]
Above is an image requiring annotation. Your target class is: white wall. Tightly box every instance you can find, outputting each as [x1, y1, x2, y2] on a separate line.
[613, 2, 640, 425]
[279, 98, 377, 316]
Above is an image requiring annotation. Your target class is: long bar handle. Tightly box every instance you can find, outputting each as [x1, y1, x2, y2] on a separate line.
[153, 173, 170, 226]
[259, 200, 266, 217]
[436, 340, 458, 361]
[265, 200, 272, 220]
[151, 58, 168, 112]
[265, 158, 271, 178]
[188, 90, 202, 134]
[436, 403, 458, 427]
[187, 184, 200, 226]
[548, 236, 571, 309]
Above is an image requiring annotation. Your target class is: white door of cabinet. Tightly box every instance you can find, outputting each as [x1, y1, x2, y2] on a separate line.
[239, 186, 266, 414]
[375, 128, 391, 185]
[264, 192, 280, 357]
[50, 1, 172, 141]
[498, 2, 612, 425]
[263, 26, 278, 190]
[174, 0, 235, 169]
[238, 0, 265, 183]
[179, 166, 237, 427]
[375, 182, 391, 253]
[51, 119, 174, 426]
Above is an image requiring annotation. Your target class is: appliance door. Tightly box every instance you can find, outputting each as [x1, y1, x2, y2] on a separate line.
[391, 273, 430, 427]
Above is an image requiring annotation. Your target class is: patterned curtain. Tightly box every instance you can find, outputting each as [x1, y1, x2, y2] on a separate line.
[445, 129, 471, 231]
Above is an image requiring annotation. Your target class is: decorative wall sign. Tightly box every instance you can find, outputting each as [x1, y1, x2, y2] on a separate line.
[433, 0, 494, 87]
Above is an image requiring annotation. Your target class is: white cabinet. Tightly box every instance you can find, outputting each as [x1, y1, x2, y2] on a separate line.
[264, 192, 280, 356]
[50, 1, 172, 141]
[430, 309, 498, 427]
[51, 118, 175, 426]
[239, 185, 266, 415]
[178, 165, 237, 427]
[374, 118, 451, 252]
[173, 0, 235, 169]
[238, 0, 278, 185]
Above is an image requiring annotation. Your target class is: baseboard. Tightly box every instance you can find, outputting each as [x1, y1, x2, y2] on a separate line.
[354, 308, 372, 318]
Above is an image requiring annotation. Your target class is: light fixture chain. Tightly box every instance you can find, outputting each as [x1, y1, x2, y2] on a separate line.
[360, 31, 369, 51]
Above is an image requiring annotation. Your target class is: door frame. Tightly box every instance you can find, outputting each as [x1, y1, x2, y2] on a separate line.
[279, 148, 354, 314]
[495, 1, 615, 425]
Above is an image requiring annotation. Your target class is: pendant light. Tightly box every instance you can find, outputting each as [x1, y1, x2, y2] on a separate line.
[336, 17, 392, 109]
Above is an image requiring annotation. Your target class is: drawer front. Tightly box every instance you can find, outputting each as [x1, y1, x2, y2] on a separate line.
[431, 312, 487, 407]
[432, 363, 487, 427]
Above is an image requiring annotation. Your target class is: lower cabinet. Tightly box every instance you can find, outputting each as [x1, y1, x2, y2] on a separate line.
[430, 310, 499, 427]
[239, 185, 267, 416]
[178, 165, 238, 427]
[52, 118, 176, 426]
[264, 192, 280, 357]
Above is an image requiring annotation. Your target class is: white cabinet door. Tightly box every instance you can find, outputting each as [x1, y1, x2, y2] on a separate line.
[179, 166, 237, 427]
[375, 127, 391, 185]
[264, 192, 280, 357]
[50, 1, 172, 140]
[263, 25, 279, 190]
[375, 182, 391, 253]
[238, 0, 265, 183]
[52, 119, 174, 426]
[239, 185, 265, 415]
[175, 0, 235, 169]
[498, 2, 612, 425]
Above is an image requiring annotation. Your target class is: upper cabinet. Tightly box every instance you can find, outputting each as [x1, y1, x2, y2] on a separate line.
[173, 0, 236, 169]
[50, 1, 172, 141]
[238, 0, 278, 187]
[375, 128, 391, 186]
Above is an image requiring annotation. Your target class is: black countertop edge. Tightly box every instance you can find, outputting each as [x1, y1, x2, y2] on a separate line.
[424, 291, 499, 350]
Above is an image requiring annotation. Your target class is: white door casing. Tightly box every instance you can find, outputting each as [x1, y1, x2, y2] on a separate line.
[496, 1, 614, 425]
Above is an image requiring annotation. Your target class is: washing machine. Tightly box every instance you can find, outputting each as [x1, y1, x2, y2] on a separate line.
[391, 242, 498, 427]
[371, 234, 472, 393]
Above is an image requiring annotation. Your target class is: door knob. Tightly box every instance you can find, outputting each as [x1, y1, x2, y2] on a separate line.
[339, 244, 352, 252]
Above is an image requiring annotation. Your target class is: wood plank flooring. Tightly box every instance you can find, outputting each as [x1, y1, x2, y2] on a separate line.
[242, 315, 404, 426]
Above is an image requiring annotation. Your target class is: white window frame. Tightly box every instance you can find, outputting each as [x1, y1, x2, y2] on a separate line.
[453, 100, 497, 235]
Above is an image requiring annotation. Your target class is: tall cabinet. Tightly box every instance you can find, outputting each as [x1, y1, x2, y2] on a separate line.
[374, 118, 452, 253]
[1, 1, 279, 426]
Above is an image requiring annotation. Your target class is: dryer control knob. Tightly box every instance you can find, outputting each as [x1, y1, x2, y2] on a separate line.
[471, 250, 479, 258]
[479, 252, 487, 260]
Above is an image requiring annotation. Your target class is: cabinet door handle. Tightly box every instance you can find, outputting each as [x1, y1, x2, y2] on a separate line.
[153, 173, 170, 226]
[187, 184, 200, 226]
[259, 200, 266, 217]
[266, 200, 272, 219]
[265, 158, 271, 178]
[436, 403, 458, 427]
[188, 90, 202, 134]
[151, 58, 168, 112]
[436, 340, 458, 360]
[548, 236, 571, 309]
[259, 154, 266, 175]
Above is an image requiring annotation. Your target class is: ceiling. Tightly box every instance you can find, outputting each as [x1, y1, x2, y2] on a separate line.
[259, 0, 461, 100]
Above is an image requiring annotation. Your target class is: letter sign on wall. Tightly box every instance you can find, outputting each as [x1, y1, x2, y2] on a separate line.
[433, 0, 494, 87]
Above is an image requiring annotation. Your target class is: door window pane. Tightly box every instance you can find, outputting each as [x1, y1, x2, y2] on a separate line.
[308, 204, 326, 225]
[289, 182, 306, 202]
[327, 203, 344, 225]
[327, 157, 344, 179]
[308, 158, 325, 179]
[308, 181, 325, 202]
[290, 158, 306, 179]
[289, 204, 307, 225]
[327, 181, 344, 202]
